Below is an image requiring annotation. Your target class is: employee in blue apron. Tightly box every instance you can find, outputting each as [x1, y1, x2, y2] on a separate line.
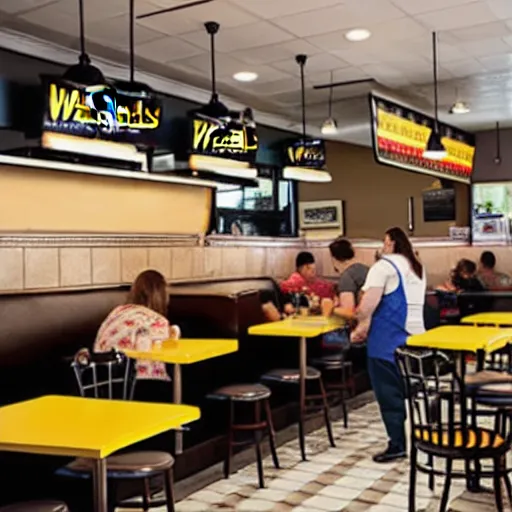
[351, 227, 426, 463]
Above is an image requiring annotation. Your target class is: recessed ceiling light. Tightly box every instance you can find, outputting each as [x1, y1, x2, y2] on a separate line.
[233, 71, 258, 82]
[345, 28, 371, 42]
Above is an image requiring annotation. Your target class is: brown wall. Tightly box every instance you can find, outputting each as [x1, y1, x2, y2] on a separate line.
[473, 128, 512, 183]
[299, 141, 470, 239]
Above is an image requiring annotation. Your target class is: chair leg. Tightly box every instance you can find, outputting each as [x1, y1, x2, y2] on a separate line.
[254, 401, 265, 489]
[164, 468, 175, 512]
[319, 378, 336, 448]
[142, 477, 151, 511]
[264, 399, 280, 469]
[224, 401, 234, 479]
[409, 446, 417, 512]
[428, 455, 435, 491]
[493, 457, 504, 512]
[439, 458, 452, 512]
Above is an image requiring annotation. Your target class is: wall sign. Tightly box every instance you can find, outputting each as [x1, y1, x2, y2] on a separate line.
[285, 139, 326, 169]
[370, 94, 475, 184]
[190, 109, 258, 163]
[43, 77, 162, 146]
[423, 188, 456, 222]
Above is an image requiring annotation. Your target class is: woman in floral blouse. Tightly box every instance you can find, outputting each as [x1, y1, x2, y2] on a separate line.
[94, 269, 180, 400]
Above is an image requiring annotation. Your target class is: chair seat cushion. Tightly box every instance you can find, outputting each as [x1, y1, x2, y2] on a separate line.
[0, 502, 68, 512]
[209, 383, 271, 401]
[415, 427, 504, 450]
[262, 367, 321, 383]
[465, 370, 512, 388]
[61, 451, 174, 479]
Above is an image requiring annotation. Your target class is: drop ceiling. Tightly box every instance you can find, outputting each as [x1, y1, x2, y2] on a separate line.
[1, 0, 512, 146]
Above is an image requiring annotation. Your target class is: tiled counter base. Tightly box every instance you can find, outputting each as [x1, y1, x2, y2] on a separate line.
[119, 401, 508, 512]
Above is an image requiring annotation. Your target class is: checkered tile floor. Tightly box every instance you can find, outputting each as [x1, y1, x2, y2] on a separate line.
[119, 400, 510, 512]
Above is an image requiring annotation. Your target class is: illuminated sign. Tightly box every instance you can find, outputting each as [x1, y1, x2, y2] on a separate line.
[43, 78, 161, 146]
[190, 110, 258, 163]
[370, 94, 475, 184]
[285, 139, 326, 169]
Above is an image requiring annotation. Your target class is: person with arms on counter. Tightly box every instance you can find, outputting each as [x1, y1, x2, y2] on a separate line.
[351, 227, 426, 463]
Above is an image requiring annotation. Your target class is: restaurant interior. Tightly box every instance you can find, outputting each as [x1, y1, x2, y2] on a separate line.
[2, 0, 512, 511]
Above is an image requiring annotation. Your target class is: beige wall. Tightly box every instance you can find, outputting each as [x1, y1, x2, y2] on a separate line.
[0, 165, 211, 234]
[299, 141, 470, 239]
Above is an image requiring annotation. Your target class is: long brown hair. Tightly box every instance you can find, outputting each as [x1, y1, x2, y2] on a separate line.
[127, 270, 168, 316]
[386, 227, 423, 279]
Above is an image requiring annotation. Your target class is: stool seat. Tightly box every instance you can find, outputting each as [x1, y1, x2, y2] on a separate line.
[0, 502, 69, 512]
[312, 353, 352, 370]
[262, 367, 321, 383]
[210, 383, 271, 401]
[62, 451, 174, 479]
[465, 370, 512, 388]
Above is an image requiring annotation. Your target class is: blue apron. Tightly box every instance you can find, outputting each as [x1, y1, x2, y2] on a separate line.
[367, 258, 408, 363]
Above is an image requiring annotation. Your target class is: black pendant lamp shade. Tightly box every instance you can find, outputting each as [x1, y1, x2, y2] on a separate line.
[113, 0, 153, 95]
[423, 31, 447, 161]
[63, 0, 105, 85]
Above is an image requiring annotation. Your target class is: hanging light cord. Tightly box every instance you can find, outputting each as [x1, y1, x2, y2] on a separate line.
[78, 0, 88, 64]
[297, 55, 307, 142]
[210, 31, 217, 99]
[328, 71, 333, 118]
[129, 0, 135, 82]
[433, 31, 439, 132]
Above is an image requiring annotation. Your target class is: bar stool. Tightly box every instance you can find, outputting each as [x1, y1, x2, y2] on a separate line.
[311, 351, 354, 428]
[261, 367, 335, 461]
[0, 503, 69, 511]
[208, 383, 279, 488]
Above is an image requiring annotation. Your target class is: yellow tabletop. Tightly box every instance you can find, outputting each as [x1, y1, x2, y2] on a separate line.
[123, 338, 238, 364]
[249, 316, 344, 338]
[462, 312, 512, 327]
[0, 395, 200, 459]
[407, 325, 512, 353]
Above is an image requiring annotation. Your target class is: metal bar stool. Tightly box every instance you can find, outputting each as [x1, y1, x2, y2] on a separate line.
[0, 503, 69, 511]
[311, 351, 354, 428]
[261, 367, 335, 461]
[57, 348, 175, 511]
[208, 383, 279, 488]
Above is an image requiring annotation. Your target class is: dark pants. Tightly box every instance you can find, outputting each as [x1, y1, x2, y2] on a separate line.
[367, 357, 406, 452]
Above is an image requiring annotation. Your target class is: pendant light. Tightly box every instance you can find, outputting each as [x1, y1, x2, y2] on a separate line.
[114, 0, 153, 94]
[63, 0, 105, 85]
[423, 32, 447, 161]
[495, 121, 502, 165]
[282, 54, 331, 183]
[321, 71, 338, 135]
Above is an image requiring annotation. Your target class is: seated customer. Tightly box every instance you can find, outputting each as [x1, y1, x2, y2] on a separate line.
[437, 259, 484, 293]
[477, 251, 512, 289]
[260, 289, 295, 322]
[280, 251, 334, 300]
[94, 269, 180, 399]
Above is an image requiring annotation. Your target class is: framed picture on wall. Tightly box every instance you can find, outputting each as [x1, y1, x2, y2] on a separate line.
[299, 200, 343, 230]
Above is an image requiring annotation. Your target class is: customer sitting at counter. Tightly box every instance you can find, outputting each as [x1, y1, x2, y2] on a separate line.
[94, 269, 180, 401]
[437, 259, 484, 293]
[477, 251, 512, 289]
[280, 251, 334, 301]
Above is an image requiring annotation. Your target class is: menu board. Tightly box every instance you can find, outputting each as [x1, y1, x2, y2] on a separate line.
[42, 77, 162, 147]
[423, 188, 456, 222]
[190, 108, 258, 163]
[370, 94, 475, 184]
[285, 139, 326, 169]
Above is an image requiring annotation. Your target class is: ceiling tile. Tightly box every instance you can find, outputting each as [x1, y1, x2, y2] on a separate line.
[271, 53, 349, 76]
[229, 40, 321, 66]
[389, 0, 478, 16]
[312, 67, 371, 85]
[218, 65, 292, 85]
[464, 37, 511, 57]
[137, 36, 205, 62]
[179, 21, 294, 52]
[240, 77, 300, 96]
[416, 2, 498, 31]
[442, 58, 485, 77]
[449, 20, 512, 41]
[0, 0, 56, 14]
[479, 53, 512, 71]
[487, 0, 512, 19]
[272, 0, 404, 38]
[228, 0, 342, 19]
[173, 53, 249, 77]
[19, 3, 76, 33]
[137, 0, 257, 36]
[405, 38, 469, 62]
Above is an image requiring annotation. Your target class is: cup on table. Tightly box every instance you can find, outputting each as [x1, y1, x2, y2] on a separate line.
[299, 306, 309, 317]
[321, 298, 334, 317]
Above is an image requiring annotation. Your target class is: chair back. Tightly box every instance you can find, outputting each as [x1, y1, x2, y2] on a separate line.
[396, 347, 467, 450]
[71, 348, 136, 400]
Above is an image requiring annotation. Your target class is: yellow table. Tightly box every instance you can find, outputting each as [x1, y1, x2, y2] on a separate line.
[249, 316, 343, 460]
[462, 312, 512, 327]
[407, 325, 512, 354]
[123, 338, 238, 453]
[0, 395, 199, 512]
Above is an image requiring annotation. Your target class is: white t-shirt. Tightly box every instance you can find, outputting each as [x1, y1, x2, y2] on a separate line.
[362, 254, 427, 335]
